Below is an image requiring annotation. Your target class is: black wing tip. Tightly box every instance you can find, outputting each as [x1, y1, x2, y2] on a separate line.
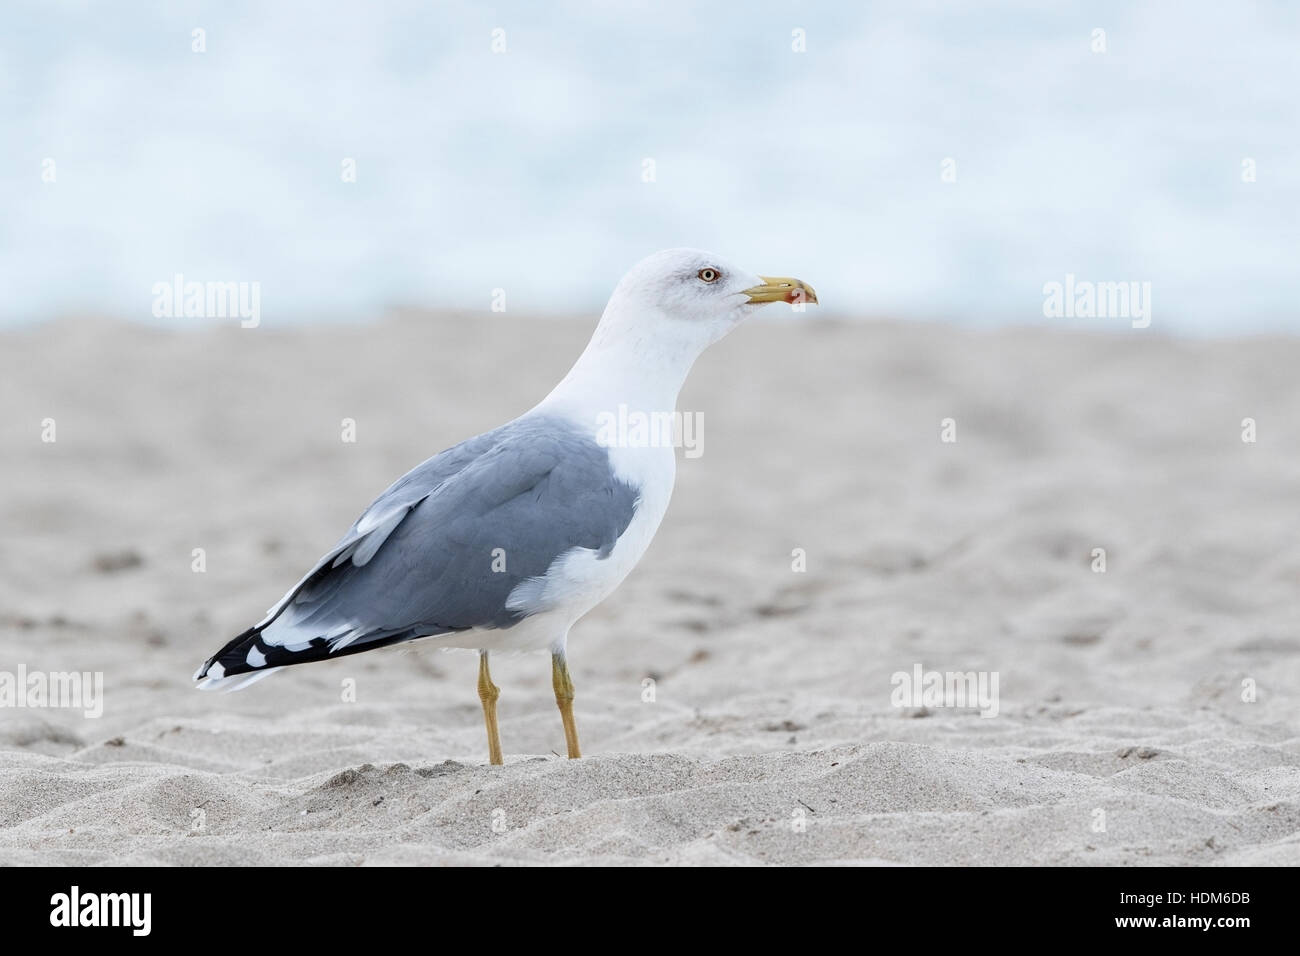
[194, 624, 262, 682]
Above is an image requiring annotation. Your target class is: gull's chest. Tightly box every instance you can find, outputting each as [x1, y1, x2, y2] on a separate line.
[603, 442, 676, 576]
[533, 443, 676, 621]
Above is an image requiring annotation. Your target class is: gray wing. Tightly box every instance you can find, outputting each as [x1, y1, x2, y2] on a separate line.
[195, 415, 639, 682]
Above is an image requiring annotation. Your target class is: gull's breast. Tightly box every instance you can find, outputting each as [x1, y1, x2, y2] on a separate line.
[505, 441, 676, 630]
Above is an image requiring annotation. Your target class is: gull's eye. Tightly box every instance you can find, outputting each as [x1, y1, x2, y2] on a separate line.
[698, 268, 720, 283]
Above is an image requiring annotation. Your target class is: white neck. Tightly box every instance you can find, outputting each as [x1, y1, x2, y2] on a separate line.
[533, 309, 717, 420]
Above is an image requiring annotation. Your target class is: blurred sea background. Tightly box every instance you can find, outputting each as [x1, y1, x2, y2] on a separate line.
[2, 0, 1296, 334]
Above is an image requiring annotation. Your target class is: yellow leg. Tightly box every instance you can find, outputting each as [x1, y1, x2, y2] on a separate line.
[478, 651, 503, 766]
[551, 652, 581, 759]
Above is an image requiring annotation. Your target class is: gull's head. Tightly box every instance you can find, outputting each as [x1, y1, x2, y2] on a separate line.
[596, 248, 817, 351]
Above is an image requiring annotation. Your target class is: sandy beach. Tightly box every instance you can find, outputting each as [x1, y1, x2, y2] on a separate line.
[2, 312, 1298, 866]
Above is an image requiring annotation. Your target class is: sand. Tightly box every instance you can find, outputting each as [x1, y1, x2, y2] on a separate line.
[2, 312, 1298, 866]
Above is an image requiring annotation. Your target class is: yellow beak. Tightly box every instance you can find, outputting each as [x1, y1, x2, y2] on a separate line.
[742, 275, 818, 305]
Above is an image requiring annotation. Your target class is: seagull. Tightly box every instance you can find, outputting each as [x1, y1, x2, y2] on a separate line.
[193, 249, 817, 764]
